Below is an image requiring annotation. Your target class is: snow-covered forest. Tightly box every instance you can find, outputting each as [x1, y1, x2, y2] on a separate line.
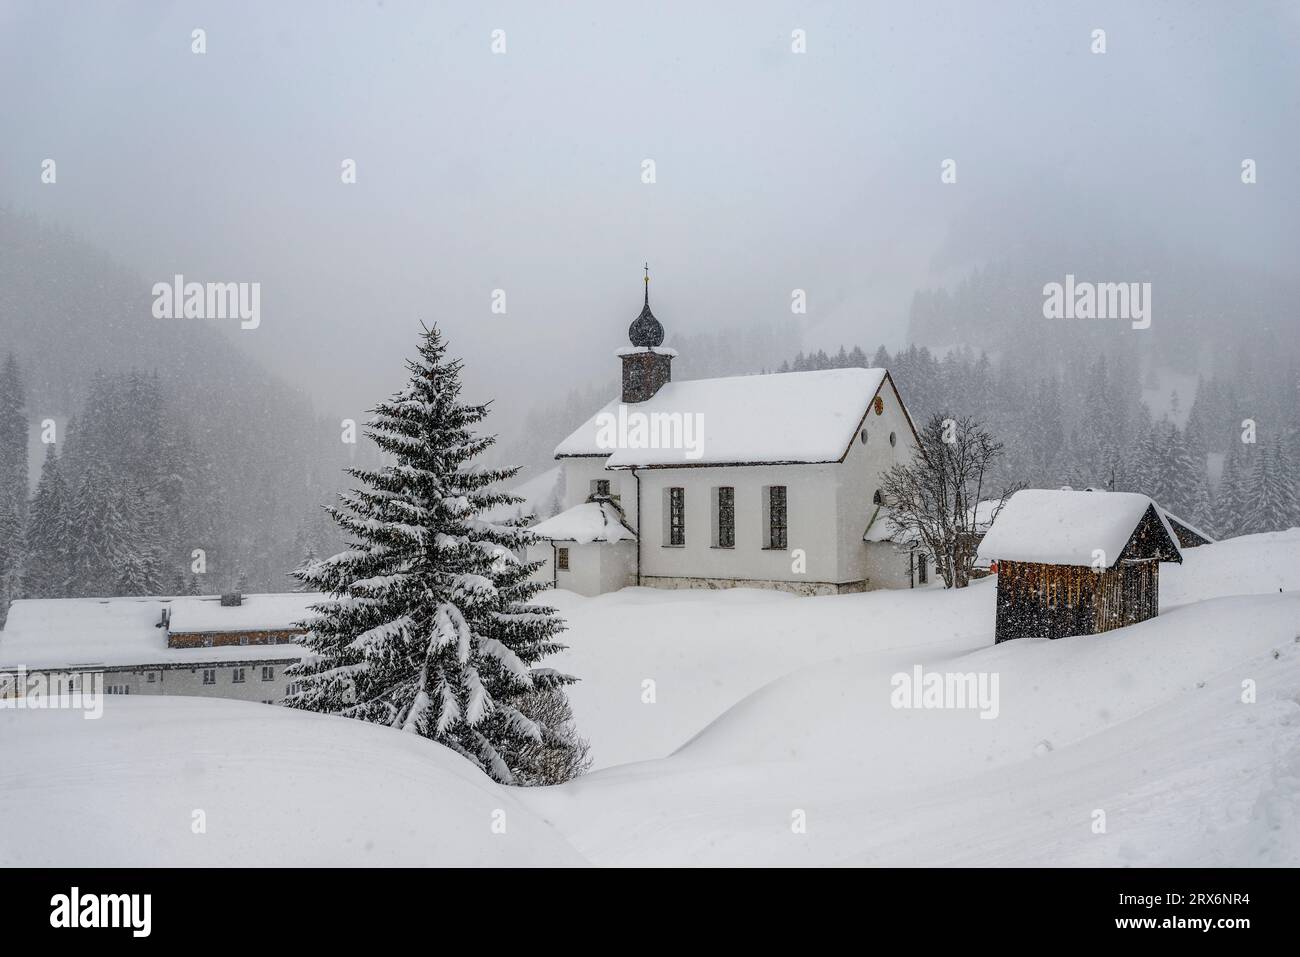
[769, 339, 1299, 538]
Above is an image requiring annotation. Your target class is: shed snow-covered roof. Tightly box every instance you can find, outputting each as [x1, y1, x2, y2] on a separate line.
[554, 368, 891, 468]
[166, 593, 320, 634]
[1160, 509, 1215, 548]
[530, 500, 636, 544]
[976, 489, 1181, 568]
[0, 596, 313, 671]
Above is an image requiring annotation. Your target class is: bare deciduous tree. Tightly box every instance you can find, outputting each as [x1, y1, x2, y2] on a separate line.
[880, 414, 1023, 588]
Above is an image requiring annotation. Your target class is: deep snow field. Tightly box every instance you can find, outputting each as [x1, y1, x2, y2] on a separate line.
[3, 531, 1298, 867]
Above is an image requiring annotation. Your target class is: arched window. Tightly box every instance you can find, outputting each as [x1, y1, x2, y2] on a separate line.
[873, 489, 883, 505]
[860, 428, 868, 445]
[889, 431, 897, 447]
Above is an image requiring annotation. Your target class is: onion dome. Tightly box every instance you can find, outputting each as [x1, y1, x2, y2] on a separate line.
[628, 264, 665, 347]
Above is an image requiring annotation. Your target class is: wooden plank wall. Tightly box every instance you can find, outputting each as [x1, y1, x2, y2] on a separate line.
[994, 559, 1160, 642]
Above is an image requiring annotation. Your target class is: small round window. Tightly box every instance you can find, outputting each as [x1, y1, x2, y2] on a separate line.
[873, 489, 884, 505]
[860, 428, 868, 445]
[889, 431, 897, 447]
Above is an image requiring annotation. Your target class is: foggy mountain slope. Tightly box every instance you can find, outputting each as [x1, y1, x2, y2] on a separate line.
[904, 247, 1300, 381]
[0, 208, 361, 589]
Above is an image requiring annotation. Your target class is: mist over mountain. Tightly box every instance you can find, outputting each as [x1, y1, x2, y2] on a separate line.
[0, 208, 368, 591]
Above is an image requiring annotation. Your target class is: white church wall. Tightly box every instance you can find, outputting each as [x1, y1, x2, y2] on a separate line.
[635, 464, 841, 586]
[527, 540, 634, 597]
[834, 375, 917, 586]
[557, 458, 631, 512]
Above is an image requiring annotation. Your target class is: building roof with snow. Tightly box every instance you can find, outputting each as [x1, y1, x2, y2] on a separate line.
[976, 489, 1181, 568]
[530, 499, 636, 544]
[166, 593, 319, 635]
[555, 367, 899, 468]
[0, 595, 318, 671]
[1159, 509, 1215, 548]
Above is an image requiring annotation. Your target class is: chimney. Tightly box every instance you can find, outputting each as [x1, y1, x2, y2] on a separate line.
[220, 593, 243, 607]
[620, 264, 674, 403]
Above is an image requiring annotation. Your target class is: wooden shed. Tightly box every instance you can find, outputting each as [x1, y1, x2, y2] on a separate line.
[977, 489, 1183, 643]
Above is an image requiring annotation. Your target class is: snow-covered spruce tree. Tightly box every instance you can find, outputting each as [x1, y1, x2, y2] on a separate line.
[287, 323, 585, 785]
[1243, 441, 1298, 535]
[23, 446, 72, 598]
[0, 489, 20, 625]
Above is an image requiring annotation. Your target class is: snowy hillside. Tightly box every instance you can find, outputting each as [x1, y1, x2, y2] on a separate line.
[3, 531, 1297, 867]
[0, 696, 584, 867]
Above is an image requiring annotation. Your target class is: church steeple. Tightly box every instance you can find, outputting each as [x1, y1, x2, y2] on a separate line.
[628, 262, 665, 347]
[619, 265, 673, 403]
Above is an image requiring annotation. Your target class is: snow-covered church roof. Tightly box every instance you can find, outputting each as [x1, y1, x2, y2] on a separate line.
[976, 489, 1181, 568]
[554, 368, 892, 468]
[530, 500, 637, 544]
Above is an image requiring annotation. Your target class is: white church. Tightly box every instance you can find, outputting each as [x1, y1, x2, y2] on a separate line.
[525, 276, 928, 597]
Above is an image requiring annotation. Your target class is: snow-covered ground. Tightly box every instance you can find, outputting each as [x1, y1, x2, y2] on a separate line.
[0, 696, 584, 866]
[3, 531, 1298, 866]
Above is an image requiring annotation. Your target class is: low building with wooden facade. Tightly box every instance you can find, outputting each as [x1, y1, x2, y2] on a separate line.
[977, 489, 1183, 643]
[163, 592, 313, 648]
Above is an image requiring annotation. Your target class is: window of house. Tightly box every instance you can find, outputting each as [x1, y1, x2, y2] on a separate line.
[667, 487, 685, 546]
[889, 431, 897, 447]
[918, 553, 929, 584]
[287, 682, 301, 696]
[717, 487, 735, 548]
[232, 668, 246, 684]
[202, 669, 216, 686]
[261, 666, 275, 681]
[765, 486, 787, 550]
[239, 635, 249, 646]
[713, 487, 735, 548]
[591, 479, 610, 497]
[860, 428, 868, 445]
[556, 547, 570, 571]
[146, 672, 156, 683]
[873, 489, 884, 505]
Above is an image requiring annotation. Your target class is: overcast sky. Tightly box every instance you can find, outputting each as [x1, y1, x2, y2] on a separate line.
[3, 0, 1297, 416]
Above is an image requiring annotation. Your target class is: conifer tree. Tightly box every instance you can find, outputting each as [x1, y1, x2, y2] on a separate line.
[1242, 441, 1297, 535]
[288, 324, 584, 785]
[0, 490, 20, 625]
[67, 470, 131, 596]
[1214, 440, 1251, 537]
[0, 353, 27, 525]
[22, 446, 72, 598]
